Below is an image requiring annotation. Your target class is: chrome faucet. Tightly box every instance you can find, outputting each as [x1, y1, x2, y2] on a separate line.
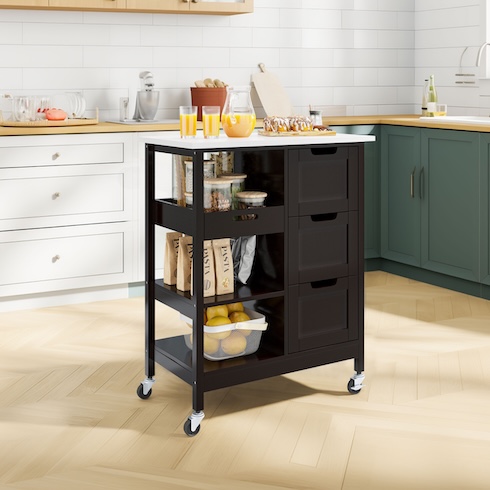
[476, 42, 490, 66]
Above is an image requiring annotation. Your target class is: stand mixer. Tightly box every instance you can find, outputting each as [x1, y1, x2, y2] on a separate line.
[133, 71, 160, 121]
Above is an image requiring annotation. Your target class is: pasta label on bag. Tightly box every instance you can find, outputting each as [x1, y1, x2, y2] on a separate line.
[213, 238, 234, 295]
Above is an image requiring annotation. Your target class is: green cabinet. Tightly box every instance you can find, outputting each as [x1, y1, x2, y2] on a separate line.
[330, 125, 380, 259]
[421, 129, 479, 282]
[380, 125, 421, 266]
[381, 125, 480, 283]
[480, 134, 490, 286]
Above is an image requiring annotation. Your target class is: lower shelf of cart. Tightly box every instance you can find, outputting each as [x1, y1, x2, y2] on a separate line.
[153, 335, 361, 392]
[155, 335, 283, 371]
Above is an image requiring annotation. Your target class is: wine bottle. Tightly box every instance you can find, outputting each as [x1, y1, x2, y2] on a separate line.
[421, 79, 429, 116]
[427, 75, 438, 115]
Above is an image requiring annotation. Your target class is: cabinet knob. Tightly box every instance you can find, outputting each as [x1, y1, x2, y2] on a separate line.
[52, 192, 61, 200]
[182, 0, 189, 3]
[52, 152, 61, 160]
[52, 255, 60, 263]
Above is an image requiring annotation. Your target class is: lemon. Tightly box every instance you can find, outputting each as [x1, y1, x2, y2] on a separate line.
[229, 311, 250, 323]
[221, 331, 247, 356]
[226, 302, 244, 314]
[205, 316, 232, 340]
[188, 333, 220, 355]
[203, 333, 220, 355]
[206, 305, 228, 320]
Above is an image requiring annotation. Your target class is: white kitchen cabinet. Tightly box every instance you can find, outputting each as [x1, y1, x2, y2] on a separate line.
[0, 133, 136, 299]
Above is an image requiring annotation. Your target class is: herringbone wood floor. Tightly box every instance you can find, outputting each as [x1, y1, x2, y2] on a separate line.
[1, 271, 490, 489]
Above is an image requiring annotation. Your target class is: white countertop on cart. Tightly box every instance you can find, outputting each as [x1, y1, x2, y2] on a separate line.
[141, 130, 376, 150]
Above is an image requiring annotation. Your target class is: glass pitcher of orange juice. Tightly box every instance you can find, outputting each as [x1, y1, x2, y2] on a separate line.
[221, 86, 256, 138]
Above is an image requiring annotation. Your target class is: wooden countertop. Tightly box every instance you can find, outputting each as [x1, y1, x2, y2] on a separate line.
[2, 115, 490, 136]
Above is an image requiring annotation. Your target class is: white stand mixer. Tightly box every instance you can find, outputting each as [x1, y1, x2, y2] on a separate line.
[133, 71, 160, 121]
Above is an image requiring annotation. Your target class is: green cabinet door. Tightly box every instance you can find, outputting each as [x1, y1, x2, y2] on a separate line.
[330, 125, 380, 259]
[421, 129, 480, 282]
[479, 134, 490, 285]
[380, 125, 421, 266]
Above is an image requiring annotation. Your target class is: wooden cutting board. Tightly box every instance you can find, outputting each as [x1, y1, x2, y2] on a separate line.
[251, 63, 293, 117]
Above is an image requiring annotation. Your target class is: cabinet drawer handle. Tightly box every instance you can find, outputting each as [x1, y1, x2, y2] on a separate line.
[52, 152, 61, 160]
[311, 213, 337, 222]
[410, 167, 415, 198]
[420, 166, 425, 199]
[310, 147, 338, 156]
[52, 192, 61, 200]
[52, 255, 60, 263]
[311, 278, 337, 289]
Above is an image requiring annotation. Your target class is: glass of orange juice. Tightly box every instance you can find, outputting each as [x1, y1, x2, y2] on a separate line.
[179, 106, 197, 138]
[202, 105, 220, 138]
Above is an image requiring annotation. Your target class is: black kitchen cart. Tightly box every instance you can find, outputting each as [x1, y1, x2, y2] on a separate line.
[137, 131, 375, 436]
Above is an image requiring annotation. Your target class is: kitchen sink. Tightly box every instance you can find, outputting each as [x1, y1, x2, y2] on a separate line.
[420, 115, 490, 125]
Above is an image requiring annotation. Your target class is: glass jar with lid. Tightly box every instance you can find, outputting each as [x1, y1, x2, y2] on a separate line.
[204, 178, 232, 212]
[218, 173, 247, 209]
[185, 159, 215, 193]
[237, 191, 267, 219]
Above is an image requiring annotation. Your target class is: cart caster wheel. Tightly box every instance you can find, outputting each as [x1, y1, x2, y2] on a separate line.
[136, 381, 153, 400]
[183, 419, 201, 437]
[183, 410, 204, 437]
[347, 373, 364, 394]
[347, 379, 361, 394]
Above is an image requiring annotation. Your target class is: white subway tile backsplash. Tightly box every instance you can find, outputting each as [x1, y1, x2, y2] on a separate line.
[0, 1, 484, 118]
[0, 22, 21, 44]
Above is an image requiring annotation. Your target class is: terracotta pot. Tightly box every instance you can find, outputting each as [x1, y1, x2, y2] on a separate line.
[190, 87, 227, 121]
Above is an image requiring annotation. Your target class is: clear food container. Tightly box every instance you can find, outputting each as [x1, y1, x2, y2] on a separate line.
[185, 160, 215, 193]
[218, 173, 247, 209]
[184, 192, 193, 207]
[236, 191, 267, 219]
[204, 178, 232, 212]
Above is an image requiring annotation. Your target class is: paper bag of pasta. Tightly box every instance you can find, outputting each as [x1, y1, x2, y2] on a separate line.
[190, 240, 216, 297]
[176, 236, 193, 291]
[212, 238, 234, 295]
[164, 231, 183, 285]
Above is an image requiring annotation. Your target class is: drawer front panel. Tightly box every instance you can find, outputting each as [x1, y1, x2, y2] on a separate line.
[0, 174, 124, 220]
[288, 146, 359, 216]
[288, 277, 359, 352]
[0, 143, 124, 168]
[289, 212, 358, 284]
[0, 230, 124, 286]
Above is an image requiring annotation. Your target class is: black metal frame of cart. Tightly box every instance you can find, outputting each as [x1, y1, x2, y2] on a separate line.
[138, 140, 366, 436]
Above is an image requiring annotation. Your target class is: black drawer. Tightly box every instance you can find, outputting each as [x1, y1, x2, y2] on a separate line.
[288, 146, 359, 216]
[289, 212, 358, 284]
[288, 277, 359, 353]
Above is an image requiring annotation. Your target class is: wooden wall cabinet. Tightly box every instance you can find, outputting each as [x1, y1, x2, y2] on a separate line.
[0, 0, 253, 13]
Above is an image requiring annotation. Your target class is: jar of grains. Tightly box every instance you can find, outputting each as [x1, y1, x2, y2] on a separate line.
[204, 178, 232, 212]
[185, 160, 215, 193]
[218, 173, 247, 209]
[236, 191, 267, 219]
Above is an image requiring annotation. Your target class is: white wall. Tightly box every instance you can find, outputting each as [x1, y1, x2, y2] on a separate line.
[0, 0, 419, 120]
[414, 0, 486, 116]
[1, 0, 487, 119]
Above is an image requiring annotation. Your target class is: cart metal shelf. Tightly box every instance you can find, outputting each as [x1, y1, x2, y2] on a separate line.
[138, 131, 374, 436]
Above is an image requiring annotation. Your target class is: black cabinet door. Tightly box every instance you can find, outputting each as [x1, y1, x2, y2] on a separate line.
[288, 212, 358, 284]
[288, 146, 359, 216]
[288, 277, 359, 353]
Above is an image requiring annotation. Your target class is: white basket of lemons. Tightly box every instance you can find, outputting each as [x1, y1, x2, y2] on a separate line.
[183, 302, 268, 360]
